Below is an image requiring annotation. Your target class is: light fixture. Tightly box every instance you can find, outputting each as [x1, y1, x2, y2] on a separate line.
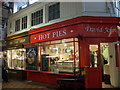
[64, 44, 67, 46]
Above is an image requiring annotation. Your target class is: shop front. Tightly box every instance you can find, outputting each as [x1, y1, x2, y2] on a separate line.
[25, 16, 119, 88]
[6, 32, 29, 80]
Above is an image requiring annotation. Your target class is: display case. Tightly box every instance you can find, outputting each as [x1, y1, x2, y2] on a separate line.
[39, 38, 79, 74]
[7, 48, 26, 70]
[57, 60, 79, 74]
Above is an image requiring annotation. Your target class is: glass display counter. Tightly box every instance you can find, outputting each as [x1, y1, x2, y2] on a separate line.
[57, 60, 79, 74]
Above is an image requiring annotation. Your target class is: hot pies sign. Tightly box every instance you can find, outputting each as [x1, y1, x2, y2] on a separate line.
[31, 29, 76, 43]
[30, 24, 118, 43]
[36, 30, 67, 40]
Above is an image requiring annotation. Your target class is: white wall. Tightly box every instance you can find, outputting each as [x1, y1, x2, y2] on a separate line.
[109, 43, 120, 88]
[82, 2, 115, 16]
[60, 2, 83, 19]
[7, 2, 115, 37]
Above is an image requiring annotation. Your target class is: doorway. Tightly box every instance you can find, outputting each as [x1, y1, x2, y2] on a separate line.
[89, 43, 111, 84]
[89, 44, 99, 67]
[100, 43, 111, 84]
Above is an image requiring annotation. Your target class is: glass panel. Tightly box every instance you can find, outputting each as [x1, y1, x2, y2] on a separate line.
[48, 3, 60, 21]
[11, 49, 26, 70]
[22, 16, 27, 29]
[89, 45, 98, 67]
[31, 9, 43, 26]
[15, 19, 20, 31]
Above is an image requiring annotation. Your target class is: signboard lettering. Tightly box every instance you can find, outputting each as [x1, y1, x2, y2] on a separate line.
[30, 24, 118, 43]
[105, 27, 116, 32]
[37, 30, 67, 40]
[19, 39, 26, 43]
[31, 28, 78, 43]
[52, 30, 66, 38]
[7, 36, 29, 46]
[85, 26, 103, 32]
[85, 26, 117, 33]
[39, 33, 50, 40]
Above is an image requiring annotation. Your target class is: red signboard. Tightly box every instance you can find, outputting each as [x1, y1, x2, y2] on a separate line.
[30, 23, 118, 44]
[82, 24, 118, 37]
[30, 25, 80, 43]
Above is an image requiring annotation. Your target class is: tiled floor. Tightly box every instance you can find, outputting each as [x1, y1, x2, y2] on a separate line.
[2, 80, 114, 89]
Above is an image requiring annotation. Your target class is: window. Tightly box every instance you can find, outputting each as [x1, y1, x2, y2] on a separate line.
[22, 16, 27, 29]
[15, 19, 20, 31]
[7, 49, 26, 70]
[31, 9, 43, 26]
[48, 3, 60, 21]
[23, 38, 79, 74]
[39, 38, 79, 74]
